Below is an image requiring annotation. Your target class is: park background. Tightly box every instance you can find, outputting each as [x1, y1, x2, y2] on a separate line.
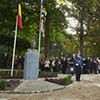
[0, 0, 100, 67]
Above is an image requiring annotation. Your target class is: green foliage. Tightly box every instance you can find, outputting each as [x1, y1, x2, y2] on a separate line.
[0, 70, 23, 75]
[0, 71, 4, 75]
[39, 71, 58, 77]
[66, 0, 100, 57]
[3, 71, 9, 75]
[63, 75, 72, 85]
[0, 0, 70, 57]
[17, 70, 23, 74]
[0, 79, 7, 90]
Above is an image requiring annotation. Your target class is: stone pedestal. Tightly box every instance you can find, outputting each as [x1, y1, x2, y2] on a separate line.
[24, 52, 39, 80]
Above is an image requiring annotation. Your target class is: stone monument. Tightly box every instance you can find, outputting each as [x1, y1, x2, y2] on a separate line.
[24, 41, 39, 80]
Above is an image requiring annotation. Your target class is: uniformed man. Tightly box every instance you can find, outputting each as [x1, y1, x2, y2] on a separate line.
[73, 51, 83, 81]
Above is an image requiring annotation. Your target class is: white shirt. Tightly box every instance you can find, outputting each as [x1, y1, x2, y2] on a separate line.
[44, 60, 50, 68]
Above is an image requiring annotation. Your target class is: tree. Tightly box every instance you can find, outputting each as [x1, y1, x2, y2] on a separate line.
[44, 0, 69, 57]
[67, 0, 100, 57]
[0, 0, 70, 58]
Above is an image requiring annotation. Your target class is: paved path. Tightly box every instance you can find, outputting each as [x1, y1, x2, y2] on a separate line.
[14, 74, 71, 93]
[0, 74, 100, 100]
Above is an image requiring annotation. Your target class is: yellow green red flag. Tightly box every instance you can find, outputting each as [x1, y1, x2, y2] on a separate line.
[17, 0, 22, 29]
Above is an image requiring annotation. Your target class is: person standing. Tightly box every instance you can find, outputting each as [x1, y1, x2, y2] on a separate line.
[73, 51, 83, 81]
[66, 58, 71, 74]
[44, 58, 50, 71]
[83, 57, 88, 74]
[62, 57, 67, 74]
[49, 58, 53, 72]
[96, 57, 99, 73]
[14, 55, 18, 69]
[17, 56, 22, 70]
[98, 58, 100, 74]
[1, 52, 9, 69]
[22, 56, 25, 70]
[86, 57, 91, 74]
[52, 57, 56, 72]
[40, 57, 45, 71]
[90, 58, 93, 74]
[93, 60, 98, 74]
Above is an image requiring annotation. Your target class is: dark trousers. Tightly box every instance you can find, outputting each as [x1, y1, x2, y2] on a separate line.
[94, 67, 97, 74]
[1, 62, 6, 69]
[75, 67, 81, 81]
[62, 66, 66, 74]
[53, 67, 56, 72]
[90, 66, 93, 73]
[40, 64, 44, 71]
[45, 67, 50, 71]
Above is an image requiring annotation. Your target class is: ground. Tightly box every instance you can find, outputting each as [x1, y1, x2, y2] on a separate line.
[0, 74, 100, 100]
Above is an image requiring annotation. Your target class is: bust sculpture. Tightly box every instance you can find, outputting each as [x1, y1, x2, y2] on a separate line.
[27, 41, 37, 52]
[24, 40, 39, 80]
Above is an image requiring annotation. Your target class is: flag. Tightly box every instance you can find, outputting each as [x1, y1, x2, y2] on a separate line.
[41, 0, 43, 32]
[17, 0, 22, 29]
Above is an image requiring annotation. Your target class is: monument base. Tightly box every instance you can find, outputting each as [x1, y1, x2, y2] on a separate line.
[24, 52, 39, 80]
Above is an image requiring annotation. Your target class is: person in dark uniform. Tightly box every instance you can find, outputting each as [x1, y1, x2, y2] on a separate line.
[73, 51, 83, 81]
[1, 52, 9, 69]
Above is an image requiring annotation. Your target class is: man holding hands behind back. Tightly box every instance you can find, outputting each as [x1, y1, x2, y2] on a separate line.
[73, 51, 83, 81]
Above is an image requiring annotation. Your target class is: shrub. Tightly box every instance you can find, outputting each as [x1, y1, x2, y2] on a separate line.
[63, 75, 72, 85]
[39, 71, 58, 77]
[3, 71, 9, 75]
[0, 71, 4, 75]
[0, 79, 7, 90]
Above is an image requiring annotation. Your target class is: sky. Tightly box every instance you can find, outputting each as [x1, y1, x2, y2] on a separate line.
[65, 2, 78, 34]
[66, 17, 78, 34]
[56, 0, 78, 34]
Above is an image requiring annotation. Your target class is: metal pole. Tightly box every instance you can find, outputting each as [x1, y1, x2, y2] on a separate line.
[38, 0, 43, 54]
[38, 25, 41, 54]
[11, 16, 18, 76]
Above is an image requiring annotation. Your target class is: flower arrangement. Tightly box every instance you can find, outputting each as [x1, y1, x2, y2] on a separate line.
[45, 75, 72, 85]
[0, 70, 58, 79]
[7, 80, 20, 87]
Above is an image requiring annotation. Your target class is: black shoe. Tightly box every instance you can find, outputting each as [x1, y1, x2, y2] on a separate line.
[76, 80, 81, 82]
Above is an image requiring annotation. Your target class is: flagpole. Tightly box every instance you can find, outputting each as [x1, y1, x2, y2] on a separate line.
[11, 16, 18, 77]
[38, 0, 42, 54]
[38, 24, 41, 54]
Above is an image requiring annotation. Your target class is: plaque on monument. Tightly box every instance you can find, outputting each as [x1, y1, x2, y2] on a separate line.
[24, 41, 39, 80]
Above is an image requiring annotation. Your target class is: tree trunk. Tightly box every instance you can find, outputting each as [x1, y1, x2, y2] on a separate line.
[44, 10, 51, 58]
[80, 3, 85, 57]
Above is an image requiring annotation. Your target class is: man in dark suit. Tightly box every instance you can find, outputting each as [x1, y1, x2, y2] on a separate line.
[62, 57, 67, 74]
[1, 52, 9, 69]
[86, 57, 91, 74]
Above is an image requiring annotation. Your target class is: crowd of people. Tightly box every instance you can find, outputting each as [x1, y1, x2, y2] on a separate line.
[39, 55, 100, 75]
[1, 52, 100, 76]
[1, 52, 25, 70]
[13, 55, 25, 70]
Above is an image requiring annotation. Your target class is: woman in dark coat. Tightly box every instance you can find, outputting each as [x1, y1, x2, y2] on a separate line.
[93, 60, 98, 74]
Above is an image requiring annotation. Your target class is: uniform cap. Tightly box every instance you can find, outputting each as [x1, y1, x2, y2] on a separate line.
[77, 51, 80, 53]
